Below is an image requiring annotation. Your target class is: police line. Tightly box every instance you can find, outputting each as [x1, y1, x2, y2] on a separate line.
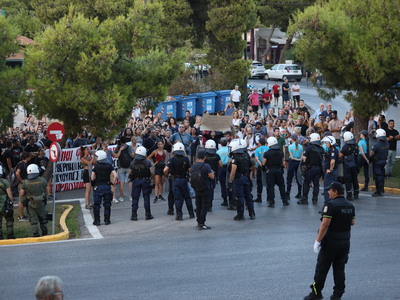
[46, 144, 119, 192]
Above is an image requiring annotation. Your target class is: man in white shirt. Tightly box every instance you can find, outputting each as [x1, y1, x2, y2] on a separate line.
[291, 80, 300, 108]
[230, 85, 241, 109]
[313, 103, 325, 120]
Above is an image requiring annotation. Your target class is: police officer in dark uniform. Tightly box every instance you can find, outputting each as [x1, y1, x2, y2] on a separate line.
[321, 136, 339, 205]
[339, 132, 359, 200]
[204, 139, 222, 212]
[228, 139, 255, 221]
[370, 129, 389, 197]
[130, 146, 154, 221]
[303, 182, 355, 300]
[298, 133, 325, 205]
[262, 137, 289, 207]
[164, 142, 194, 221]
[91, 150, 117, 226]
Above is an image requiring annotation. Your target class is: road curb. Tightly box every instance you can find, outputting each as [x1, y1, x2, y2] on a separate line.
[0, 205, 73, 246]
[359, 184, 400, 195]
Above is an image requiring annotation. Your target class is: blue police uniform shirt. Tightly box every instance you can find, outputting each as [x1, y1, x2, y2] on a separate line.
[288, 143, 303, 159]
[358, 138, 368, 155]
[216, 146, 231, 166]
[254, 145, 269, 167]
[324, 147, 339, 170]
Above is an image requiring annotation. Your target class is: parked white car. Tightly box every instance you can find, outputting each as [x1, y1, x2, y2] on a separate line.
[250, 61, 267, 79]
[265, 64, 302, 81]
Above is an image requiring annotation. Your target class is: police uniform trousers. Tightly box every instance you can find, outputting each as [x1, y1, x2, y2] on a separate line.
[93, 185, 112, 222]
[256, 166, 263, 197]
[233, 175, 253, 216]
[343, 164, 359, 196]
[323, 169, 338, 205]
[357, 155, 369, 186]
[131, 179, 151, 213]
[209, 178, 216, 208]
[0, 210, 14, 239]
[172, 177, 193, 216]
[266, 167, 287, 204]
[286, 159, 302, 195]
[373, 160, 386, 194]
[219, 165, 228, 202]
[195, 188, 211, 225]
[312, 238, 350, 298]
[28, 200, 48, 237]
[167, 177, 175, 213]
[303, 166, 322, 200]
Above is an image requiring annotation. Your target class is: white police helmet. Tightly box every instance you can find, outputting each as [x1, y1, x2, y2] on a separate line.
[229, 139, 244, 154]
[205, 139, 217, 154]
[95, 150, 107, 162]
[310, 133, 321, 145]
[267, 136, 278, 148]
[27, 164, 40, 179]
[343, 131, 355, 144]
[376, 128, 387, 141]
[135, 146, 147, 160]
[172, 142, 185, 156]
[322, 136, 336, 146]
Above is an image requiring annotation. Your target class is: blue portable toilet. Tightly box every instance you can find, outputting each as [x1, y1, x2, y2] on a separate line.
[215, 90, 232, 112]
[193, 92, 217, 115]
[177, 96, 197, 118]
[158, 100, 178, 120]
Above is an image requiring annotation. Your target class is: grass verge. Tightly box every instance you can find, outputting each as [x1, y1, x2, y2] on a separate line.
[1, 203, 81, 239]
[358, 159, 400, 189]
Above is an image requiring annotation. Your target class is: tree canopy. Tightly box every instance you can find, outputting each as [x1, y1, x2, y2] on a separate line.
[289, 0, 400, 119]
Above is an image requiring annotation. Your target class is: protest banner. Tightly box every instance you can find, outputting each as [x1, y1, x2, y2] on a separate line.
[200, 114, 232, 132]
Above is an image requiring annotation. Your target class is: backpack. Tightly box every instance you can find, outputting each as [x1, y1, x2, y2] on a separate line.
[119, 147, 133, 168]
[190, 162, 208, 192]
[7, 161, 22, 188]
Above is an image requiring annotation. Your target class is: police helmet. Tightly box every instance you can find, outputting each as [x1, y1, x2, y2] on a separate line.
[267, 137, 279, 149]
[95, 150, 107, 162]
[322, 136, 336, 146]
[205, 140, 217, 154]
[27, 164, 40, 179]
[376, 129, 386, 141]
[309, 133, 321, 145]
[229, 139, 244, 154]
[172, 142, 185, 156]
[239, 139, 247, 150]
[135, 146, 147, 160]
[343, 131, 355, 144]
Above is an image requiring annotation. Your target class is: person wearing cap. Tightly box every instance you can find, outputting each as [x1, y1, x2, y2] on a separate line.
[129, 146, 154, 222]
[0, 165, 15, 239]
[321, 136, 339, 205]
[303, 181, 355, 300]
[370, 129, 389, 196]
[204, 140, 222, 212]
[339, 132, 359, 201]
[19, 164, 48, 237]
[254, 137, 269, 202]
[91, 150, 117, 225]
[262, 137, 289, 207]
[357, 130, 370, 191]
[286, 134, 303, 200]
[190, 149, 214, 230]
[298, 133, 325, 205]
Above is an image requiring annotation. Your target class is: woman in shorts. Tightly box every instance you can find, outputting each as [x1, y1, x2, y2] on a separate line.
[147, 141, 167, 203]
[80, 146, 95, 209]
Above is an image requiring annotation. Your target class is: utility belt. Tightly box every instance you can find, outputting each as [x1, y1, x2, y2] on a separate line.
[235, 173, 249, 179]
[133, 177, 150, 180]
[27, 195, 46, 209]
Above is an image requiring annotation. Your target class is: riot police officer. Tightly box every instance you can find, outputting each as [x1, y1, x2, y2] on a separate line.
[370, 129, 389, 196]
[164, 142, 194, 221]
[91, 150, 117, 226]
[228, 140, 255, 221]
[321, 136, 339, 205]
[19, 164, 48, 237]
[262, 137, 289, 207]
[0, 165, 15, 239]
[204, 140, 222, 211]
[339, 132, 359, 200]
[130, 146, 154, 221]
[298, 133, 325, 205]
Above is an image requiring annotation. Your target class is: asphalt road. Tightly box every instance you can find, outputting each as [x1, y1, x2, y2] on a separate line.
[1, 184, 400, 300]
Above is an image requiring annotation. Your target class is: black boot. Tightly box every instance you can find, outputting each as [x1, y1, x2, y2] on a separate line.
[267, 201, 275, 208]
[145, 210, 154, 220]
[188, 208, 195, 219]
[297, 198, 308, 205]
[304, 291, 323, 300]
[130, 211, 138, 221]
[234, 214, 245, 221]
[93, 218, 101, 226]
[354, 191, 359, 200]
[221, 199, 228, 206]
[312, 197, 318, 205]
[295, 192, 302, 199]
[167, 208, 174, 215]
[176, 212, 183, 221]
[347, 192, 353, 201]
[286, 192, 291, 200]
[249, 209, 256, 220]
[254, 194, 262, 203]
[361, 185, 368, 191]
[104, 217, 111, 225]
